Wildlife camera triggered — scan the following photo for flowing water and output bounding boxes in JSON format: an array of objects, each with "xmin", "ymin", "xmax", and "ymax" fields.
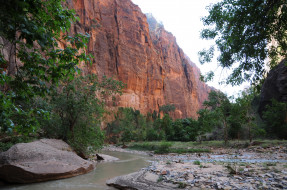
[{"xmin": 0, "ymin": 151, "xmax": 151, "ymax": 190}]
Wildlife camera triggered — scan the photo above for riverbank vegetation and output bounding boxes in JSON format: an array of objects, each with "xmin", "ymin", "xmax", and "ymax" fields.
[
  {"xmin": 105, "ymin": 88, "xmax": 287, "ymax": 148},
  {"xmin": 1, "ymin": 0, "xmax": 287, "ymax": 157},
  {"xmin": 126, "ymin": 139, "xmax": 287, "ymax": 152},
  {"xmin": 127, "ymin": 141, "xmax": 210, "ymax": 154},
  {"xmin": 0, "ymin": 0, "xmax": 125, "ymax": 156}
]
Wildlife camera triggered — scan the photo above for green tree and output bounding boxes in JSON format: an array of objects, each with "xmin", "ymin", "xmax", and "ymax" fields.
[
  {"xmin": 161, "ymin": 114, "xmax": 173, "ymax": 140},
  {"xmin": 145, "ymin": 126, "xmax": 160, "ymax": 141},
  {"xmin": 263, "ymin": 99, "xmax": 287, "ymax": 139},
  {"xmin": 159, "ymin": 104, "xmax": 176, "ymax": 114},
  {"xmin": 200, "ymin": 0, "xmax": 287, "ymax": 86},
  {"xmin": 203, "ymin": 91, "xmax": 231, "ymax": 145},
  {"xmin": 37, "ymin": 75, "xmax": 124, "ymax": 156},
  {"xmin": 118, "ymin": 108, "xmax": 135, "ymax": 145},
  {"xmin": 107, "ymin": 108, "xmax": 150, "ymax": 143},
  {"xmin": 170, "ymin": 119, "xmax": 184, "ymax": 141},
  {"xmin": 0, "ymin": 0, "xmax": 91, "ymax": 134},
  {"xmin": 132, "ymin": 110, "xmax": 148, "ymax": 141},
  {"xmin": 152, "ymin": 117, "xmax": 166, "ymax": 140},
  {"xmin": 110, "ymin": 108, "xmax": 140, "ymax": 145},
  {"xmin": 197, "ymin": 108, "xmax": 217, "ymax": 143},
  {"xmin": 151, "ymin": 110, "xmax": 160, "ymax": 120},
  {"xmin": 228, "ymin": 100, "xmax": 246, "ymax": 140},
  {"xmin": 168, "ymin": 119, "xmax": 198, "ymax": 142},
  {"xmin": 181, "ymin": 118, "xmax": 199, "ymax": 141},
  {"xmin": 233, "ymin": 89, "xmax": 260, "ymax": 142}
]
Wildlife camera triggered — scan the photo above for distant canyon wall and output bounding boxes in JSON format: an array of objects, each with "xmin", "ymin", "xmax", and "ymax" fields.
[{"xmin": 65, "ymin": 0, "xmax": 212, "ymax": 119}]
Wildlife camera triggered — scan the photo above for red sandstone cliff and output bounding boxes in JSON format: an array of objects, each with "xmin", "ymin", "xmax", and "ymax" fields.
[{"xmin": 65, "ymin": 0, "xmax": 212, "ymax": 119}]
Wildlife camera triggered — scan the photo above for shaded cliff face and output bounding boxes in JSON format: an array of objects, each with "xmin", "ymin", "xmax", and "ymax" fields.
[
  {"xmin": 65, "ymin": 0, "xmax": 211, "ymax": 119},
  {"xmin": 259, "ymin": 59, "xmax": 287, "ymax": 116}
]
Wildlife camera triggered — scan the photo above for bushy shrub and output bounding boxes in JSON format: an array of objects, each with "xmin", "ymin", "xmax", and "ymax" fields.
[
  {"xmin": 159, "ymin": 104, "xmax": 175, "ymax": 114},
  {"xmin": 263, "ymin": 99, "xmax": 287, "ymax": 139},
  {"xmin": 67, "ymin": 125, "xmax": 105, "ymax": 155},
  {"xmin": 0, "ymin": 136, "xmax": 34, "ymax": 152},
  {"xmin": 107, "ymin": 110, "xmax": 201, "ymax": 143},
  {"xmin": 146, "ymin": 127, "xmax": 160, "ymax": 141},
  {"xmin": 37, "ymin": 75, "xmax": 124, "ymax": 155},
  {"xmin": 193, "ymin": 160, "xmax": 201, "ymax": 165},
  {"xmin": 154, "ymin": 141, "xmax": 172, "ymax": 154}
]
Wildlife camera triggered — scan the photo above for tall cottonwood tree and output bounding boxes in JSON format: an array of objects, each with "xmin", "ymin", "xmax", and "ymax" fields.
[
  {"xmin": 200, "ymin": 0, "xmax": 287, "ymax": 86},
  {"xmin": 202, "ymin": 91, "xmax": 231, "ymax": 145},
  {"xmin": 197, "ymin": 108, "xmax": 217, "ymax": 143},
  {"xmin": 263, "ymin": 99, "xmax": 287, "ymax": 139}
]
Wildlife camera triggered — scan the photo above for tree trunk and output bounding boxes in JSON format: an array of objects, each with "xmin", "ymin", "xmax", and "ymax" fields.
[
  {"xmin": 223, "ymin": 120, "xmax": 228, "ymax": 145},
  {"xmin": 248, "ymin": 120, "xmax": 252, "ymax": 143}
]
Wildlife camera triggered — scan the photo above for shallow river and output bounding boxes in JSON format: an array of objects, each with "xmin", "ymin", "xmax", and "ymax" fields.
[{"xmin": 0, "ymin": 151, "xmax": 151, "ymax": 190}]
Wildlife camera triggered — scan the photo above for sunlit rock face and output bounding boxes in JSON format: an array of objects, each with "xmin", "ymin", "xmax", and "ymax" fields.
[{"xmin": 65, "ymin": 0, "xmax": 212, "ymax": 119}]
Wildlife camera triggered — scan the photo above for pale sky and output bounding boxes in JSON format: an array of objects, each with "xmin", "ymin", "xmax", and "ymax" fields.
[{"xmin": 131, "ymin": 0, "xmax": 249, "ymax": 97}]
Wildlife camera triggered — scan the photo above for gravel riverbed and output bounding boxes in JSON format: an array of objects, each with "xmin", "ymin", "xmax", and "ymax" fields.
[{"xmin": 104, "ymin": 145, "xmax": 287, "ymax": 189}]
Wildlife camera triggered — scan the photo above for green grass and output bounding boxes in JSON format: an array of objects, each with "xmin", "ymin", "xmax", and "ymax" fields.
[
  {"xmin": 169, "ymin": 148, "xmax": 210, "ymax": 154},
  {"xmin": 128, "ymin": 142, "xmax": 163, "ymax": 151},
  {"xmin": 263, "ymin": 162, "xmax": 277, "ymax": 167},
  {"xmin": 128, "ymin": 141, "xmax": 210, "ymax": 154},
  {"xmin": 127, "ymin": 139, "xmax": 287, "ymax": 153},
  {"xmin": 157, "ymin": 175, "xmax": 163, "ymax": 183},
  {"xmin": 259, "ymin": 139, "xmax": 287, "ymax": 148},
  {"xmin": 193, "ymin": 160, "xmax": 201, "ymax": 165},
  {"xmin": 177, "ymin": 182, "xmax": 187, "ymax": 188}
]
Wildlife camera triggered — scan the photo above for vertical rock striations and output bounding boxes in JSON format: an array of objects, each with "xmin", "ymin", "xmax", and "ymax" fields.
[{"xmin": 65, "ymin": 0, "xmax": 212, "ymax": 119}]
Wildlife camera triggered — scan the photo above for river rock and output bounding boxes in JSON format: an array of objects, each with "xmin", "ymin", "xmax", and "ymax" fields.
[
  {"xmin": 106, "ymin": 170, "xmax": 177, "ymax": 190},
  {"xmin": 224, "ymin": 186, "xmax": 232, "ymax": 190},
  {"xmin": 95, "ymin": 154, "xmax": 119, "ymax": 162},
  {"xmin": 0, "ymin": 139, "xmax": 94, "ymax": 183}
]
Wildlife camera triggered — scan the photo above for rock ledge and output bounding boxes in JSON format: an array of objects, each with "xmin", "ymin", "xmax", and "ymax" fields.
[{"xmin": 106, "ymin": 170, "xmax": 177, "ymax": 190}]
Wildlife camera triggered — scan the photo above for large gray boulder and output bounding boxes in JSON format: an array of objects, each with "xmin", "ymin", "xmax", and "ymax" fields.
[
  {"xmin": 259, "ymin": 59, "xmax": 287, "ymax": 116},
  {"xmin": 0, "ymin": 139, "xmax": 94, "ymax": 183}
]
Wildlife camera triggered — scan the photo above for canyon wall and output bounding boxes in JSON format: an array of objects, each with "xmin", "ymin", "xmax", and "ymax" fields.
[
  {"xmin": 259, "ymin": 59, "xmax": 287, "ymax": 116},
  {"xmin": 65, "ymin": 0, "xmax": 212, "ymax": 119}
]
